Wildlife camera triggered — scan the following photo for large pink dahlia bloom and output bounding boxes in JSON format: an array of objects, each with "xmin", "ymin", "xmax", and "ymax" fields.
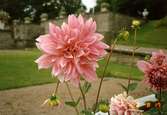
[
  {"xmin": 137, "ymin": 50, "xmax": 167, "ymax": 91},
  {"xmin": 35, "ymin": 15, "xmax": 108, "ymax": 86}
]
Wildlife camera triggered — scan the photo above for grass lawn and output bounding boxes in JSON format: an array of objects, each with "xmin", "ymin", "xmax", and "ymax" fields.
[
  {"xmin": 0, "ymin": 50, "xmax": 143, "ymax": 90},
  {"xmin": 119, "ymin": 20, "xmax": 167, "ymax": 49}
]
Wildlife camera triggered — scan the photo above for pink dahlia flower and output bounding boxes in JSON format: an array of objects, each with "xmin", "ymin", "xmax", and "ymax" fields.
[
  {"xmin": 110, "ymin": 92, "xmax": 141, "ymax": 115},
  {"xmin": 137, "ymin": 50, "xmax": 167, "ymax": 91},
  {"xmin": 35, "ymin": 15, "xmax": 108, "ymax": 86}
]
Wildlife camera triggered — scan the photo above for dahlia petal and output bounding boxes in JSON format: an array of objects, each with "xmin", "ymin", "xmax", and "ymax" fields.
[
  {"xmin": 137, "ymin": 61, "xmax": 152, "ymax": 73},
  {"xmin": 39, "ymin": 42, "xmax": 59, "ymax": 55},
  {"xmin": 58, "ymin": 57, "xmax": 66, "ymax": 68},
  {"xmin": 49, "ymin": 23, "xmax": 61, "ymax": 36},
  {"xmin": 36, "ymin": 35, "xmax": 61, "ymax": 55},
  {"xmin": 36, "ymin": 43, "xmax": 41, "ymax": 50},
  {"xmin": 57, "ymin": 74, "xmax": 65, "ymax": 83},
  {"xmin": 85, "ymin": 18, "xmax": 96, "ymax": 33},
  {"xmin": 68, "ymin": 15, "xmax": 79, "ymax": 28},
  {"xmin": 36, "ymin": 34, "xmax": 50, "ymax": 42},
  {"xmin": 96, "ymin": 42, "xmax": 109, "ymax": 49},
  {"xmin": 61, "ymin": 22, "xmax": 70, "ymax": 35},
  {"xmin": 52, "ymin": 64, "xmax": 61, "ymax": 76},
  {"xmin": 35, "ymin": 55, "xmax": 55, "ymax": 69},
  {"xmin": 80, "ymin": 64, "xmax": 97, "ymax": 82},
  {"xmin": 93, "ymin": 33, "xmax": 104, "ymax": 40},
  {"xmin": 78, "ymin": 15, "xmax": 84, "ymax": 26}
]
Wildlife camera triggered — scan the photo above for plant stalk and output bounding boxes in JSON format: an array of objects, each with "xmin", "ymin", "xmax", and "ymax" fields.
[
  {"xmin": 54, "ymin": 81, "xmax": 60, "ymax": 95},
  {"xmin": 127, "ymin": 28, "xmax": 137, "ymax": 95},
  {"xmin": 93, "ymin": 38, "xmax": 118, "ymax": 112},
  {"xmin": 79, "ymin": 83, "xmax": 87, "ymax": 111},
  {"xmin": 66, "ymin": 82, "xmax": 80, "ymax": 115}
]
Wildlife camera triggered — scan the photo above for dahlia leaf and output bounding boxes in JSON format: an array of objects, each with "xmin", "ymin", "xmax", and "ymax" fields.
[
  {"xmin": 128, "ymin": 82, "xmax": 138, "ymax": 91},
  {"xmin": 118, "ymin": 83, "xmax": 128, "ymax": 92},
  {"xmin": 65, "ymin": 101, "xmax": 77, "ymax": 107},
  {"xmin": 82, "ymin": 82, "xmax": 92, "ymax": 94}
]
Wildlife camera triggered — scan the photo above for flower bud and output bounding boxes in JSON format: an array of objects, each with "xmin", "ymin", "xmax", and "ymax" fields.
[
  {"xmin": 98, "ymin": 103, "xmax": 109, "ymax": 113},
  {"xmin": 118, "ymin": 30, "xmax": 129, "ymax": 41},
  {"xmin": 42, "ymin": 94, "xmax": 61, "ymax": 107},
  {"xmin": 132, "ymin": 20, "xmax": 141, "ymax": 29}
]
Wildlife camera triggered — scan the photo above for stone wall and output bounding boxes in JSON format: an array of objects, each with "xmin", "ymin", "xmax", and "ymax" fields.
[
  {"xmin": 0, "ymin": 12, "xmax": 134, "ymax": 49},
  {"xmin": 0, "ymin": 30, "xmax": 14, "ymax": 49},
  {"xmin": 42, "ymin": 12, "xmax": 133, "ymax": 44},
  {"xmin": 13, "ymin": 24, "xmax": 44, "ymax": 48}
]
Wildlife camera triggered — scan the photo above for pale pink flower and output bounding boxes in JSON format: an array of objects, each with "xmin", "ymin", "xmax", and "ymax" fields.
[
  {"xmin": 110, "ymin": 92, "xmax": 141, "ymax": 115},
  {"xmin": 35, "ymin": 14, "xmax": 108, "ymax": 86},
  {"xmin": 137, "ymin": 50, "xmax": 167, "ymax": 91},
  {"xmin": 150, "ymin": 50, "xmax": 167, "ymax": 66}
]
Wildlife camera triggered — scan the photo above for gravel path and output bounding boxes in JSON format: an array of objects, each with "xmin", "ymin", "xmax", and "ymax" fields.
[{"xmin": 0, "ymin": 78, "xmax": 150, "ymax": 115}]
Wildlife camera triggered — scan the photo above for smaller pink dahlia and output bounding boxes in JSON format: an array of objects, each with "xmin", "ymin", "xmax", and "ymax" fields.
[
  {"xmin": 35, "ymin": 14, "xmax": 108, "ymax": 86},
  {"xmin": 110, "ymin": 92, "xmax": 141, "ymax": 115},
  {"xmin": 137, "ymin": 50, "xmax": 167, "ymax": 91}
]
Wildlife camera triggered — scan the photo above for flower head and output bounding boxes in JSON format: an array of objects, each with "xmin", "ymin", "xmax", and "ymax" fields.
[
  {"xmin": 35, "ymin": 14, "xmax": 108, "ymax": 86},
  {"xmin": 131, "ymin": 20, "xmax": 141, "ymax": 29},
  {"xmin": 137, "ymin": 50, "xmax": 167, "ymax": 91},
  {"xmin": 118, "ymin": 30, "xmax": 129, "ymax": 41},
  {"xmin": 42, "ymin": 94, "xmax": 61, "ymax": 107},
  {"xmin": 110, "ymin": 92, "xmax": 141, "ymax": 115}
]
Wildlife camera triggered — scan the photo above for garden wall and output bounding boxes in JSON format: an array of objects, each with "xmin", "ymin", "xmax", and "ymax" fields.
[
  {"xmin": 0, "ymin": 12, "xmax": 133, "ymax": 49},
  {"xmin": 42, "ymin": 12, "xmax": 133, "ymax": 44},
  {"xmin": 13, "ymin": 24, "xmax": 44, "ymax": 48},
  {"xmin": 0, "ymin": 30, "xmax": 14, "ymax": 49}
]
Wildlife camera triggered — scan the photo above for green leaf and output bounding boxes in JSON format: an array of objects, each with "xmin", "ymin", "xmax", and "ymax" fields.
[
  {"xmin": 76, "ymin": 97, "xmax": 81, "ymax": 105},
  {"xmin": 82, "ymin": 82, "xmax": 92, "ymax": 94},
  {"xmin": 118, "ymin": 83, "xmax": 128, "ymax": 92},
  {"xmin": 128, "ymin": 82, "xmax": 138, "ymax": 91},
  {"xmin": 65, "ymin": 101, "xmax": 77, "ymax": 107}
]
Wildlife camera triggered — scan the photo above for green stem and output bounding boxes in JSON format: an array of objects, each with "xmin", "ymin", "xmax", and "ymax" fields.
[
  {"xmin": 127, "ymin": 28, "xmax": 137, "ymax": 95},
  {"xmin": 54, "ymin": 81, "xmax": 60, "ymax": 95},
  {"xmin": 66, "ymin": 82, "xmax": 80, "ymax": 115},
  {"xmin": 79, "ymin": 83, "xmax": 87, "ymax": 110},
  {"xmin": 93, "ymin": 38, "xmax": 118, "ymax": 112}
]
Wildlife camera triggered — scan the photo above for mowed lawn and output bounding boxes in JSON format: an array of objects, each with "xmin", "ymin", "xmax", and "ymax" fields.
[
  {"xmin": 0, "ymin": 50, "xmax": 143, "ymax": 90},
  {"xmin": 119, "ymin": 20, "xmax": 167, "ymax": 49}
]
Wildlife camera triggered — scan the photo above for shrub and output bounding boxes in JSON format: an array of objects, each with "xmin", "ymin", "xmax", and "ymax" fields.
[{"xmin": 155, "ymin": 16, "xmax": 167, "ymax": 28}]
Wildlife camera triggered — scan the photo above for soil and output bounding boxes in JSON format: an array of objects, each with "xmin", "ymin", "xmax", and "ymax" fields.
[{"xmin": 0, "ymin": 78, "xmax": 150, "ymax": 115}]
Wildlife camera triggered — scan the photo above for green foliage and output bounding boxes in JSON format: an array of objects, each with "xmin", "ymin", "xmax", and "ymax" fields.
[
  {"xmin": 118, "ymin": 82, "xmax": 138, "ymax": 92},
  {"xmin": 97, "ymin": 99, "xmax": 110, "ymax": 113},
  {"xmin": 65, "ymin": 97, "xmax": 81, "ymax": 107},
  {"xmin": 0, "ymin": 0, "xmax": 81, "ymax": 22},
  {"xmin": 65, "ymin": 101, "xmax": 78, "ymax": 107},
  {"xmin": 81, "ymin": 82, "xmax": 92, "ymax": 94},
  {"xmin": 155, "ymin": 16, "xmax": 167, "ymax": 28},
  {"xmin": 118, "ymin": 83, "xmax": 128, "ymax": 92},
  {"xmin": 117, "ymin": 30, "xmax": 129, "ymax": 41},
  {"xmin": 128, "ymin": 82, "xmax": 138, "ymax": 91}
]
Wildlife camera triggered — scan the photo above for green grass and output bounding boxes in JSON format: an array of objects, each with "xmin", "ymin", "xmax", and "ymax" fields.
[
  {"xmin": 119, "ymin": 20, "xmax": 167, "ymax": 49},
  {"xmin": 0, "ymin": 50, "xmax": 55, "ymax": 90},
  {"xmin": 0, "ymin": 50, "xmax": 143, "ymax": 90},
  {"xmin": 97, "ymin": 60, "xmax": 143, "ymax": 80}
]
